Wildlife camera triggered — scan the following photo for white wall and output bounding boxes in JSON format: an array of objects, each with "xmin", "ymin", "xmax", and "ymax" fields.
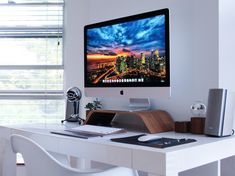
[
  {"xmin": 64, "ymin": 0, "xmax": 88, "ymax": 89},
  {"xmin": 64, "ymin": 0, "xmax": 92, "ymax": 118},
  {"xmin": 84, "ymin": 0, "xmax": 219, "ymax": 121},
  {"xmin": 219, "ymin": 0, "xmax": 235, "ymax": 91}
]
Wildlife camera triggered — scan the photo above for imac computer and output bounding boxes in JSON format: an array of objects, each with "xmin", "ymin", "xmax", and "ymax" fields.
[{"xmin": 84, "ymin": 9, "xmax": 170, "ymax": 110}]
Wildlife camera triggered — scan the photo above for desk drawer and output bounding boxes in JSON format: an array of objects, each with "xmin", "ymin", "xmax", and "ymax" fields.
[{"xmin": 59, "ymin": 138, "xmax": 132, "ymax": 168}]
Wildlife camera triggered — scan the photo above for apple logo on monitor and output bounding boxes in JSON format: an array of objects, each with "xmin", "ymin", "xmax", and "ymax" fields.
[{"xmin": 120, "ymin": 90, "xmax": 124, "ymax": 95}]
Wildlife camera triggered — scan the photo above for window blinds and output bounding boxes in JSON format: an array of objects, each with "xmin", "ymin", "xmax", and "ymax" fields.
[{"xmin": 0, "ymin": 0, "xmax": 64, "ymax": 99}]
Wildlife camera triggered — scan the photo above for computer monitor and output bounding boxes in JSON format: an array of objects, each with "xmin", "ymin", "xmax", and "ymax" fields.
[{"xmin": 84, "ymin": 9, "xmax": 170, "ymax": 102}]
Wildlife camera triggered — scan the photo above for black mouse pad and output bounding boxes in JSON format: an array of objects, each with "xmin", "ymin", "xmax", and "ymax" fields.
[{"xmin": 111, "ymin": 134, "xmax": 196, "ymax": 148}]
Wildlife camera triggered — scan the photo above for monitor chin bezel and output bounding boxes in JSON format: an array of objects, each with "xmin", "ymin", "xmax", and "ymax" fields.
[{"xmin": 84, "ymin": 87, "xmax": 171, "ymax": 99}]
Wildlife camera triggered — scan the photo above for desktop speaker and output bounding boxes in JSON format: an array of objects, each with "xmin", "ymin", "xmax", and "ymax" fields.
[{"xmin": 204, "ymin": 89, "xmax": 235, "ymax": 137}]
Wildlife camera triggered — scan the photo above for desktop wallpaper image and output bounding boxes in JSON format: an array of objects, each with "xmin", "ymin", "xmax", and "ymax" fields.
[{"xmin": 86, "ymin": 15, "xmax": 167, "ymax": 86}]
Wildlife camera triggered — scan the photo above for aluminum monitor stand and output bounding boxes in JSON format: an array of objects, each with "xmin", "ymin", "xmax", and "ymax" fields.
[{"xmin": 128, "ymin": 98, "xmax": 151, "ymax": 111}]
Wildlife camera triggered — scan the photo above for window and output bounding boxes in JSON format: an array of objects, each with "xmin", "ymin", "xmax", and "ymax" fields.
[{"xmin": 0, "ymin": 0, "xmax": 64, "ymax": 124}]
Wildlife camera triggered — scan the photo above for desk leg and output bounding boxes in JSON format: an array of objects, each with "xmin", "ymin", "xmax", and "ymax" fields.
[
  {"xmin": 221, "ymin": 155, "xmax": 235, "ymax": 176},
  {"xmin": 216, "ymin": 160, "xmax": 221, "ymax": 176}
]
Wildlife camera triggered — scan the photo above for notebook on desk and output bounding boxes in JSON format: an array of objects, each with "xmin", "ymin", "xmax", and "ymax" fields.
[
  {"xmin": 51, "ymin": 125, "xmax": 125, "ymax": 139},
  {"xmin": 50, "ymin": 130, "xmax": 99, "ymax": 139}
]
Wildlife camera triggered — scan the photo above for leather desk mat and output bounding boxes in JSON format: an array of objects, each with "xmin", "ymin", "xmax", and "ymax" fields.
[{"xmin": 111, "ymin": 134, "xmax": 196, "ymax": 148}]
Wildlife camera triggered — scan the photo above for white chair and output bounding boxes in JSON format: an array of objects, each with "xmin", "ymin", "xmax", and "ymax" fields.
[
  {"xmin": 0, "ymin": 137, "xmax": 16, "ymax": 176},
  {"xmin": 10, "ymin": 134, "xmax": 138, "ymax": 176}
]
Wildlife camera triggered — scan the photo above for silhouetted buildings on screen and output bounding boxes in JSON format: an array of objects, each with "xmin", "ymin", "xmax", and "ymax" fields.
[
  {"xmin": 115, "ymin": 49, "xmax": 166, "ymax": 74},
  {"xmin": 87, "ymin": 49, "xmax": 167, "ymax": 84}
]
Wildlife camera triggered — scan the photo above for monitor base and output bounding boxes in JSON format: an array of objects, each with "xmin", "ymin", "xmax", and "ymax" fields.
[{"xmin": 128, "ymin": 98, "xmax": 151, "ymax": 112}]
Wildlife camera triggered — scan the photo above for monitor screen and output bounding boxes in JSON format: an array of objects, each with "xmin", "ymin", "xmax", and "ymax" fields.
[{"xmin": 84, "ymin": 9, "xmax": 170, "ymax": 98}]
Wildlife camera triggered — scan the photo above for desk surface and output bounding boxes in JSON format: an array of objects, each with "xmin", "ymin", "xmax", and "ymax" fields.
[{"xmin": 1, "ymin": 123, "xmax": 235, "ymax": 176}]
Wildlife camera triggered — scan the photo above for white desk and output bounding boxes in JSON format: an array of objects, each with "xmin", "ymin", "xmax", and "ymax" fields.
[{"xmin": 1, "ymin": 123, "xmax": 235, "ymax": 176}]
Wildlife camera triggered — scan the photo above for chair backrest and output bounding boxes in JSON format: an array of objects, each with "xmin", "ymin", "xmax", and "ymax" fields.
[
  {"xmin": 10, "ymin": 134, "xmax": 97, "ymax": 176},
  {"xmin": 0, "ymin": 137, "xmax": 16, "ymax": 176},
  {"xmin": 0, "ymin": 138, "xmax": 6, "ymax": 176},
  {"xmin": 10, "ymin": 134, "xmax": 138, "ymax": 176}
]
